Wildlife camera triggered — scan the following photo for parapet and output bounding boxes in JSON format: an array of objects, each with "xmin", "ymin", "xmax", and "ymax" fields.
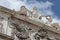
[{"xmin": 0, "ymin": 6, "xmax": 60, "ymax": 35}]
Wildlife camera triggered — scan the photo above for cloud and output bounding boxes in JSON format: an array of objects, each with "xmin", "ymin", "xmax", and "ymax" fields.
[
  {"xmin": 52, "ymin": 17, "xmax": 60, "ymax": 25},
  {"xmin": 25, "ymin": 0, "xmax": 54, "ymax": 16},
  {"xmin": 0, "ymin": 0, "xmax": 10, "ymax": 7},
  {"xmin": 0, "ymin": 0, "xmax": 60, "ymax": 24}
]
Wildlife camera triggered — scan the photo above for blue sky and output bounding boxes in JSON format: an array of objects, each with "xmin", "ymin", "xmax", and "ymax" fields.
[
  {"xmin": 0, "ymin": 0, "xmax": 60, "ymax": 24},
  {"xmin": 37, "ymin": 0, "xmax": 60, "ymax": 18},
  {"xmin": 50, "ymin": 0, "xmax": 60, "ymax": 19}
]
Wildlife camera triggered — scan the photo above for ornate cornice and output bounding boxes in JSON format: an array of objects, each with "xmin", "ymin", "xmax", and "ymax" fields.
[{"xmin": 0, "ymin": 6, "xmax": 60, "ymax": 35}]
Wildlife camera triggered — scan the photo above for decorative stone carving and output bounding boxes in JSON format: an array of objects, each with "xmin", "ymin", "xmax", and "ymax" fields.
[
  {"xmin": 18, "ymin": 6, "xmax": 27, "ymax": 16},
  {"xmin": 15, "ymin": 32, "xmax": 29, "ymax": 40},
  {"xmin": 54, "ymin": 38, "xmax": 59, "ymax": 40},
  {"xmin": 46, "ymin": 15, "xmax": 52, "ymax": 24},
  {"xmin": 29, "ymin": 28, "xmax": 48, "ymax": 40},
  {"xmin": 12, "ymin": 23, "xmax": 29, "ymax": 40},
  {"xmin": 51, "ymin": 23, "xmax": 59, "ymax": 29},
  {"xmin": 27, "ymin": 10, "xmax": 33, "ymax": 17},
  {"xmin": 47, "ymin": 37, "xmax": 59, "ymax": 40},
  {"xmin": 38, "ymin": 28, "xmax": 47, "ymax": 38},
  {"xmin": 34, "ymin": 32, "xmax": 40, "ymax": 40},
  {"xmin": 31, "ymin": 7, "xmax": 38, "ymax": 18},
  {"xmin": 39, "ymin": 16, "xmax": 42, "ymax": 20}
]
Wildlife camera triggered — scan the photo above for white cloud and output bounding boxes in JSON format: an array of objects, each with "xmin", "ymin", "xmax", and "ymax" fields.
[
  {"xmin": 52, "ymin": 17, "xmax": 60, "ymax": 25},
  {"xmin": 7, "ymin": 0, "xmax": 25, "ymax": 10},
  {"xmin": 0, "ymin": 0, "xmax": 10, "ymax": 7},
  {"xmin": 0, "ymin": 0, "xmax": 60, "ymax": 24}
]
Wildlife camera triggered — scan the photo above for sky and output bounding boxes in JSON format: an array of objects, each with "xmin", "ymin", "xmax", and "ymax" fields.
[{"xmin": 0, "ymin": 0, "xmax": 60, "ymax": 24}]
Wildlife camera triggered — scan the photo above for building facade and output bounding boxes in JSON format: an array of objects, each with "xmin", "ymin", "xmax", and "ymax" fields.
[{"xmin": 0, "ymin": 6, "xmax": 60, "ymax": 40}]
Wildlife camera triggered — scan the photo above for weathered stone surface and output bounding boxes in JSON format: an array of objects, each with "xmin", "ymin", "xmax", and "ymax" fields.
[
  {"xmin": 18, "ymin": 6, "xmax": 27, "ymax": 16},
  {"xmin": 0, "ymin": 6, "xmax": 60, "ymax": 40}
]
